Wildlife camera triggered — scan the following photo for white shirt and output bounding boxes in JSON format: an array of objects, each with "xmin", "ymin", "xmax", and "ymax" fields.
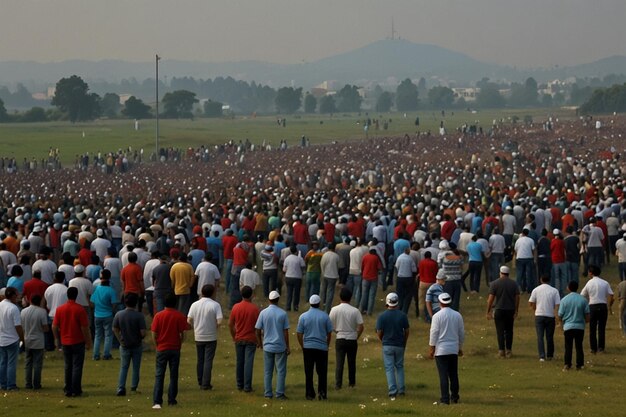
[
  {"xmin": 581, "ymin": 276, "xmax": 614, "ymax": 305},
  {"xmin": 429, "ymin": 306, "xmax": 465, "ymax": 356},
  {"xmin": 143, "ymin": 258, "xmax": 161, "ymax": 291},
  {"xmin": 489, "ymin": 234, "xmax": 506, "ymax": 254},
  {"xmin": 240, "ymin": 268, "xmax": 261, "ymax": 290},
  {"xmin": 615, "ymin": 238, "xmax": 626, "ymax": 263},
  {"xmin": 329, "ymin": 302, "xmax": 363, "ymax": 340},
  {"xmin": 514, "ymin": 236, "xmax": 535, "ymax": 259},
  {"xmin": 44, "ymin": 283, "xmax": 68, "ymax": 318},
  {"xmin": 195, "ymin": 261, "xmax": 221, "ymax": 295},
  {"xmin": 58, "ymin": 264, "xmax": 75, "ymax": 284},
  {"xmin": 0, "ymin": 299, "xmax": 21, "ymax": 346},
  {"xmin": 32, "ymin": 259, "xmax": 58, "ymax": 285},
  {"xmin": 348, "ymin": 246, "xmax": 368, "ymax": 275},
  {"xmin": 320, "ymin": 251, "xmax": 340, "ymax": 279},
  {"xmin": 69, "ymin": 277, "xmax": 93, "ymax": 307},
  {"xmin": 91, "ymin": 237, "xmax": 112, "ymax": 261},
  {"xmin": 187, "ymin": 297, "xmax": 223, "ymax": 342},
  {"xmin": 529, "ymin": 284, "xmax": 560, "ymax": 317},
  {"xmin": 283, "ymin": 254, "xmax": 305, "ymax": 278}
]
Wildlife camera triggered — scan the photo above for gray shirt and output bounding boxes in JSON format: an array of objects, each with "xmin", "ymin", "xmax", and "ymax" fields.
[{"xmin": 21, "ymin": 305, "xmax": 48, "ymax": 350}]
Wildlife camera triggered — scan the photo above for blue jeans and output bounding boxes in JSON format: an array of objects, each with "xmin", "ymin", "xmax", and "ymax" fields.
[
  {"xmin": 321, "ymin": 277, "xmax": 337, "ymax": 313},
  {"xmin": 153, "ymin": 350, "xmax": 180, "ymax": 405},
  {"xmin": 235, "ymin": 342, "xmax": 256, "ymax": 391},
  {"xmin": 224, "ymin": 259, "xmax": 233, "ymax": 293},
  {"xmin": 516, "ymin": 258, "xmax": 535, "ymax": 292},
  {"xmin": 118, "ymin": 345, "xmax": 143, "ymax": 391},
  {"xmin": 196, "ymin": 341, "xmax": 217, "ymax": 389},
  {"xmin": 535, "ymin": 316, "xmax": 555, "ymax": 359},
  {"xmin": 347, "ymin": 274, "xmax": 362, "ymax": 306},
  {"xmin": 263, "ymin": 350, "xmax": 287, "ymax": 398},
  {"xmin": 382, "ymin": 345, "xmax": 405, "ymax": 396},
  {"xmin": 305, "ymin": 271, "xmax": 320, "ymax": 300},
  {"xmin": 565, "ymin": 262, "xmax": 579, "ymax": 284},
  {"xmin": 154, "ymin": 290, "xmax": 170, "ymax": 313},
  {"xmin": 24, "ymin": 348, "xmax": 44, "ymax": 389},
  {"xmin": 360, "ymin": 279, "xmax": 377, "ymax": 315},
  {"xmin": 619, "ymin": 262, "xmax": 626, "ymax": 281},
  {"xmin": 0, "ymin": 341, "xmax": 19, "ymax": 390},
  {"xmin": 551, "ymin": 263, "xmax": 568, "ymax": 296},
  {"xmin": 94, "ymin": 316, "xmax": 113, "ymax": 359}
]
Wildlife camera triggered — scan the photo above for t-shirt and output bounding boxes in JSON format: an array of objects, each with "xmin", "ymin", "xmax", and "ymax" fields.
[
  {"xmin": 90, "ymin": 285, "xmax": 118, "ymax": 318},
  {"xmin": 229, "ymin": 299, "xmax": 260, "ymax": 343},
  {"xmin": 152, "ymin": 262, "xmax": 172, "ymax": 293},
  {"xmin": 151, "ymin": 307, "xmax": 189, "ymax": 351},
  {"xmin": 121, "ymin": 263, "xmax": 144, "ymax": 295},
  {"xmin": 53, "ymin": 300, "xmax": 88, "ymax": 345},
  {"xmin": 22, "ymin": 279, "xmax": 49, "ymax": 304},
  {"xmin": 489, "ymin": 278, "xmax": 520, "ymax": 311},
  {"xmin": 170, "ymin": 262, "xmax": 195, "ymax": 295},
  {"xmin": 618, "ymin": 280, "xmax": 626, "ymax": 301},
  {"xmin": 21, "ymin": 305, "xmax": 48, "ymax": 349},
  {"xmin": 44, "ymin": 283, "xmax": 68, "ymax": 318},
  {"xmin": 255, "ymin": 304, "xmax": 289, "ymax": 353},
  {"xmin": 514, "ymin": 236, "xmax": 535, "ymax": 259},
  {"xmin": 429, "ymin": 307, "xmax": 464, "ymax": 356},
  {"xmin": 329, "ymin": 302, "xmax": 363, "ymax": 340},
  {"xmin": 240, "ymin": 268, "xmax": 261, "ymax": 290},
  {"xmin": 113, "ymin": 308, "xmax": 146, "ymax": 349},
  {"xmin": 581, "ymin": 277, "xmax": 614, "ymax": 305},
  {"xmin": 466, "ymin": 241, "xmax": 484, "ymax": 262},
  {"xmin": 0, "ymin": 299, "xmax": 21, "ymax": 346},
  {"xmin": 296, "ymin": 307, "xmax": 333, "ymax": 350},
  {"xmin": 68, "ymin": 277, "xmax": 93, "ymax": 307},
  {"xmin": 425, "ymin": 283, "xmax": 445, "ymax": 313},
  {"xmin": 558, "ymin": 292, "xmax": 590, "ymax": 331},
  {"xmin": 395, "ymin": 253, "xmax": 417, "ymax": 278},
  {"xmin": 375, "ymin": 308, "xmax": 409, "ymax": 347},
  {"xmin": 283, "ymin": 254, "xmax": 305, "ymax": 278},
  {"xmin": 195, "ymin": 261, "xmax": 221, "ymax": 295},
  {"xmin": 361, "ymin": 253, "xmax": 382, "ymax": 281},
  {"xmin": 418, "ymin": 258, "xmax": 438, "ymax": 284},
  {"xmin": 32, "ymin": 259, "xmax": 57, "ymax": 285},
  {"xmin": 529, "ymin": 284, "xmax": 560, "ymax": 317},
  {"xmin": 188, "ymin": 297, "xmax": 223, "ymax": 342},
  {"xmin": 564, "ymin": 235, "xmax": 580, "ymax": 263},
  {"xmin": 616, "ymin": 239, "xmax": 626, "ymax": 263},
  {"xmin": 550, "ymin": 238, "xmax": 566, "ymax": 264}
]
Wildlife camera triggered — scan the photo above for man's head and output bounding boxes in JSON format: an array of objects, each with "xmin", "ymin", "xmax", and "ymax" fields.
[
  {"xmin": 385, "ymin": 292, "xmax": 399, "ymax": 309},
  {"xmin": 540, "ymin": 275, "xmax": 550, "ymax": 284},
  {"xmin": 164, "ymin": 293, "xmax": 177, "ymax": 308},
  {"xmin": 201, "ymin": 284, "xmax": 215, "ymax": 298},
  {"xmin": 100, "ymin": 268, "xmax": 111, "ymax": 285},
  {"xmin": 588, "ymin": 264, "xmax": 601, "ymax": 277},
  {"xmin": 499, "ymin": 265, "xmax": 510, "ymax": 278},
  {"xmin": 339, "ymin": 287, "xmax": 352, "ymax": 303},
  {"xmin": 241, "ymin": 285, "xmax": 253, "ymax": 300},
  {"xmin": 54, "ymin": 271, "xmax": 65, "ymax": 284},
  {"xmin": 67, "ymin": 286, "xmax": 79, "ymax": 301},
  {"xmin": 4, "ymin": 287, "xmax": 18, "ymax": 303},
  {"xmin": 309, "ymin": 294, "xmax": 321, "ymax": 308},
  {"xmin": 567, "ymin": 280, "xmax": 579, "ymax": 293},
  {"xmin": 269, "ymin": 290, "xmax": 280, "ymax": 304},
  {"xmin": 438, "ymin": 292, "xmax": 452, "ymax": 308},
  {"xmin": 128, "ymin": 252, "xmax": 138, "ymax": 263},
  {"xmin": 124, "ymin": 292, "xmax": 139, "ymax": 309}
]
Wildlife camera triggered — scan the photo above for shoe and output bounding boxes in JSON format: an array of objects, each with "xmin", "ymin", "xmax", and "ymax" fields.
[
  {"xmin": 318, "ymin": 393, "xmax": 327, "ymax": 400},
  {"xmin": 539, "ymin": 358, "xmax": 545, "ymax": 362},
  {"xmin": 168, "ymin": 400, "xmax": 178, "ymax": 406},
  {"xmin": 25, "ymin": 384, "xmax": 33, "ymax": 390},
  {"xmin": 451, "ymin": 397, "xmax": 460, "ymax": 404},
  {"xmin": 562, "ymin": 365, "xmax": 571, "ymax": 372},
  {"xmin": 306, "ymin": 395, "xmax": 315, "ymax": 400},
  {"xmin": 152, "ymin": 404, "xmax": 162, "ymax": 409},
  {"xmin": 243, "ymin": 388, "xmax": 253, "ymax": 393},
  {"xmin": 200, "ymin": 385, "xmax": 213, "ymax": 390},
  {"xmin": 276, "ymin": 395, "xmax": 288, "ymax": 401},
  {"xmin": 103, "ymin": 355, "xmax": 113, "ymax": 360},
  {"xmin": 497, "ymin": 350, "xmax": 505, "ymax": 358},
  {"xmin": 93, "ymin": 356, "xmax": 100, "ymax": 361},
  {"xmin": 505, "ymin": 351, "xmax": 512, "ymax": 358},
  {"xmin": 116, "ymin": 388, "xmax": 126, "ymax": 396},
  {"xmin": 576, "ymin": 366, "xmax": 585, "ymax": 371}
]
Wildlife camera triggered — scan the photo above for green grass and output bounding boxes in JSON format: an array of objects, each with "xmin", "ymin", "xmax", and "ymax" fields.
[
  {"xmin": 0, "ymin": 108, "xmax": 574, "ymax": 164},
  {"xmin": 2, "ymin": 268, "xmax": 625, "ymax": 416}
]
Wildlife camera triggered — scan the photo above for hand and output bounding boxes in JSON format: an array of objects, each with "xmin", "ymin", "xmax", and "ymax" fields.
[
  {"xmin": 486, "ymin": 312, "xmax": 492, "ymax": 320},
  {"xmin": 285, "ymin": 347, "xmax": 291, "ymax": 356},
  {"xmin": 429, "ymin": 352, "xmax": 434, "ymax": 359},
  {"xmin": 458, "ymin": 349, "xmax": 464, "ymax": 357},
  {"xmin": 514, "ymin": 312, "xmax": 518, "ymax": 319}
]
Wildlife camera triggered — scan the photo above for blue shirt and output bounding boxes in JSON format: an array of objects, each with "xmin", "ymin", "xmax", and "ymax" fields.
[
  {"xmin": 558, "ymin": 292, "xmax": 590, "ymax": 331},
  {"xmin": 471, "ymin": 216, "xmax": 483, "ymax": 234},
  {"xmin": 425, "ymin": 283, "xmax": 445, "ymax": 313},
  {"xmin": 86, "ymin": 265, "xmax": 102, "ymax": 282},
  {"xmin": 296, "ymin": 307, "xmax": 333, "ymax": 350},
  {"xmin": 188, "ymin": 249, "xmax": 205, "ymax": 270},
  {"xmin": 6, "ymin": 277, "xmax": 24, "ymax": 294},
  {"xmin": 206, "ymin": 237, "xmax": 222, "ymax": 260},
  {"xmin": 90, "ymin": 285, "xmax": 118, "ymax": 318},
  {"xmin": 466, "ymin": 241, "xmax": 483, "ymax": 262},
  {"xmin": 255, "ymin": 304, "xmax": 289, "ymax": 353},
  {"xmin": 393, "ymin": 239, "xmax": 411, "ymax": 261},
  {"xmin": 395, "ymin": 253, "xmax": 416, "ymax": 278},
  {"xmin": 376, "ymin": 309, "xmax": 409, "ymax": 347}
]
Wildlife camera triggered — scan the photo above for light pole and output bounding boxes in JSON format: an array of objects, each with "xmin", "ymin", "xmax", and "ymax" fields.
[{"xmin": 155, "ymin": 54, "xmax": 161, "ymax": 161}]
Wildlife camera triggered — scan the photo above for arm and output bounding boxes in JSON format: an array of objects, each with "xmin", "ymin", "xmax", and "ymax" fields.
[
  {"xmin": 529, "ymin": 301, "xmax": 537, "ymax": 311},
  {"xmin": 326, "ymin": 331, "xmax": 332, "ymax": 347},
  {"xmin": 52, "ymin": 324, "xmax": 60, "ymax": 347},
  {"xmin": 403, "ymin": 328, "xmax": 410, "ymax": 347},
  {"xmin": 15, "ymin": 325, "xmax": 24, "ymax": 343},
  {"xmin": 376, "ymin": 329, "xmax": 383, "ymax": 341},
  {"xmin": 297, "ymin": 332, "xmax": 304, "ymax": 349},
  {"xmin": 229, "ymin": 319, "xmax": 236, "ymax": 341},
  {"xmin": 356, "ymin": 323, "xmax": 364, "ymax": 340},
  {"xmin": 514, "ymin": 293, "xmax": 520, "ymax": 318},
  {"xmin": 82, "ymin": 325, "xmax": 91, "ymax": 349},
  {"xmin": 429, "ymin": 345, "xmax": 436, "ymax": 359},
  {"xmin": 283, "ymin": 329, "xmax": 290, "ymax": 354},
  {"xmin": 113, "ymin": 326, "xmax": 122, "ymax": 343},
  {"xmin": 426, "ymin": 301, "xmax": 434, "ymax": 318},
  {"xmin": 486, "ymin": 294, "xmax": 495, "ymax": 319},
  {"xmin": 255, "ymin": 329, "xmax": 263, "ymax": 349}
]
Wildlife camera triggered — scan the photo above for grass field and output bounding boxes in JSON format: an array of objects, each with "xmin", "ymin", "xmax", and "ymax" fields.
[
  {"xmin": 1, "ymin": 268, "xmax": 624, "ymax": 417},
  {"xmin": 0, "ymin": 108, "xmax": 575, "ymax": 165}
]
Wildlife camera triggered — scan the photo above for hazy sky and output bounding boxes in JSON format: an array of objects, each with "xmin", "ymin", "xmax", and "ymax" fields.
[{"xmin": 2, "ymin": 0, "xmax": 625, "ymax": 68}]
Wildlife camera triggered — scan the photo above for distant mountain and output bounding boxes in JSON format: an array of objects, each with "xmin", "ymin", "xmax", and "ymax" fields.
[{"xmin": 1, "ymin": 39, "xmax": 625, "ymax": 91}]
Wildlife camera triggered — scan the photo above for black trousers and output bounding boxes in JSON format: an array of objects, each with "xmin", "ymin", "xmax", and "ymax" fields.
[
  {"xmin": 564, "ymin": 329, "xmax": 585, "ymax": 368},
  {"xmin": 62, "ymin": 343, "xmax": 85, "ymax": 396},
  {"xmin": 494, "ymin": 309, "xmax": 515, "ymax": 351},
  {"xmin": 303, "ymin": 348, "xmax": 328, "ymax": 399},
  {"xmin": 435, "ymin": 354, "xmax": 459, "ymax": 404},
  {"xmin": 335, "ymin": 339, "xmax": 358, "ymax": 388},
  {"xmin": 589, "ymin": 304, "xmax": 608, "ymax": 352}
]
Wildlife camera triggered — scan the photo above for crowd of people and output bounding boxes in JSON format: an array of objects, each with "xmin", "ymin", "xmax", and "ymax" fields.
[{"xmin": 0, "ymin": 114, "xmax": 625, "ymax": 407}]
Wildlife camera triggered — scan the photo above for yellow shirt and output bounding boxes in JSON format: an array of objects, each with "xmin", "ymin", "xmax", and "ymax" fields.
[{"xmin": 170, "ymin": 262, "xmax": 195, "ymax": 295}]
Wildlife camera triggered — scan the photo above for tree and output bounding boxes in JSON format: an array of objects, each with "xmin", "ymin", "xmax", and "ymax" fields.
[
  {"xmin": 161, "ymin": 90, "xmax": 198, "ymax": 119},
  {"xmin": 0, "ymin": 98, "xmax": 7, "ymax": 122},
  {"xmin": 304, "ymin": 93, "xmax": 317, "ymax": 113},
  {"xmin": 427, "ymin": 86, "xmax": 455, "ymax": 108},
  {"xmin": 21, "ymin": 107, "xmax": 47, "ymax": 122},
  {"xmin": 375, "ymin": 92, "xmax": 393, "ymax": 112},
  {"xmin": 122, "ymin": 96, "xmax": 152, "ymax": 119},
  {"xmin": 100, "ymin": 93, "xmax": 121, "ymax": 118},
  {"xmin": 580, "ymin": 83, "xmax": 626, "ymax": 114},
  {"xmin": 319, "ymin": 95, "xmax": 336, "ymax": 114},
  {"xmin": 51, "ymin": 75, "xmax": 100, "ymax": 122},
  {"xmin": 203, "ymin": 100, "xmax": 223, "ymax": 118},
  {"xmin": 274, "ymin": 87, "xmax": 302, "ymax": 114},
  {"xmin": 336, "ymin": 84, "xmax": 362, "ymax": 113},
  {"xmin": 476, "ymin": 84, "xmax": 506, "ymax": 108},
  {"xmin": 395, "ymin": 78, "xmax": 419, "ymax": 111},
  {"xmin": 509, "ymin": 77, "xmax": 538, "ymax": 107}
]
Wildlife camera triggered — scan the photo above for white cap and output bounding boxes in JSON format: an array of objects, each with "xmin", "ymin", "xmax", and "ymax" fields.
[
  {"xmin": 269, "ymin": 290, "xmax": 280, "ymax": 301},
  {"xmin": 500, "ymin": 265, "xmax": 510, "ymax": 274},
  {"xmin": 309, "ymin": 294, "xmax": 321, "ymax": 305},
  {"xmin": 438, "ymin": 293, "xmax": 452, "ymax": 304},
  {"xmin": 553, "ymin": 229, "xmax": 561, "ymax": 235},
  {"xmin": 74, "ymin": 264, "xmax": 85, "ymax": 274},
  {"xmin": 96, "ymin": 229, "xmax": 104, "ymax": 237},
  {"xmin": 385, "ymin": 292, "xmax": 399, "ymax": 307}
]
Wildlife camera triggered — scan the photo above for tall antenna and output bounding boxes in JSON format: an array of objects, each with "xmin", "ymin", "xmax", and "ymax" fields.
[{"xmin": 391, "ymin": 17, "xmax": 396, "ymax": 40}]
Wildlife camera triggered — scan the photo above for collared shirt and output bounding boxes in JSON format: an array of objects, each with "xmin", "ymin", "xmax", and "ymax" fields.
[
  {"xmin": 395, "ymin": 253, "xmax": 417, "ymax": 278},
  {"xmin": 53, "ymin": 300, "xmax": 89, "ymax": 345},
  {"xmin": 529, "ymin": 284, "xmax": 560, "ymax": 317},
  {"xmin": 429, "ymin": 307, "xmax": 464, "ymax": 356},
  {"xmin": 229, "ymin": 299, "xmax": 260, "ymax": 343},
  {"xmin": 255, "ymin": 304, "xmax": 289, "ymax": 353},
  {"xmin": 297, "ymin": 307, "xmax": 333, "ymax": 350},
  {"xmin": 188, "ymin": 297, "xmax": 223, "ymax": 342},
  {"xmin": 329, "ymin": 302, "xmax": 363, "ymax": 340},
  {"xmin": 581, "ymin": 276, "xmax": 613, "ymax": 305}
]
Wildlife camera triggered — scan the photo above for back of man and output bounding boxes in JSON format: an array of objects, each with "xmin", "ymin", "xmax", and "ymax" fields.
[
  {"xmin": 21, "ymin": 300, "xmax": 48, "ymax": 389},
  {"xmin": 529, "ymin": 279, "xmax": 560, "ymax": 360},
  {"xmin": 558, "ymin": 283, "xmax": 590, "ymax": 370}
]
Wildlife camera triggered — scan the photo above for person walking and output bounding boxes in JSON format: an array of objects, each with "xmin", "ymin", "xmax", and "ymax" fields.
[
  {"xmin": 297, "ymin": 294, "xmax": 333, "ymax": 400},
  {"xmin": 283, "ymin": 245, "xmax": 305, "ymax": 312},
  {"xmin": 394, "ymin": 247, "xmax": 417, "ymax": 314},
  {"xmin": 320, "ymin": 243, "xmax": 341, "ymax": 314},
  {"xmin": 90, "ymin": 270, "xmax": 118, "ymax": 360},
  {"xmin": 429, "ymin": 292, "xmax": 464, "ymax": 405},
  {"xmin": 255, "ymin": 290, "xmax": 290, "ymax": 400},
  {"xmin": 486, "ymin": 266, "xmax": 520, "ymax": 358},
  {"xmin": 529, "ymin": 275, "xmax": 560, "ymax": 361},
  {"xmin": 0, "ymin": 287, "xmax": 24, "ymax": 391},
  {"xmin": 229, "ymin": 285, "xmax": 260, "ymax": 392},
  {"xmin": 360, "ymin": 247, "xmax": 383, "ymax": 316},
  {"xmin": 329, "ymin": 288, "xmax": 364, "ymax": 390},
  {"xmin": 580, "ymin": 265, "xmax": 614, "ymax": 354},
  {"xmin": 558, "ymin": 281, "xmax": 590, "ymax": 370},
  {"xmin": 376, "ymin": 292, "xmax": 409, "ymax": 399},
  {"xmin": 21, "ymin": 294, "xmax": 48, "ymax": 389},
  {"xmin": 113, "ymin": 293, "xmax": 146, "ymax": 396}
]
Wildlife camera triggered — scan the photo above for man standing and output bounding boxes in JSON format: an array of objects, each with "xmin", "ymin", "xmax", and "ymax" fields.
[
  {"xmin": 486, "ymin": 266, "xmax": 520, "ymax": 358},
  {"xmin": 320, "ymin": 243, "xmax": 341, "ymax": 313},
  {"xmin": 151, "ymin": 293, "xmax": 190, "ymax": 408},
  {"xmin": 52, "ymin": 287, "xmax": 91, "ymax": 397},
  {"xmin": 360, "ymin": 247, "xmax": 383, "ymax": 316},
  {"xmin": 558, "ymin": 281, "xmax": 590, "ymax": 370},
  {"xmin": 376, "ymin": 292, "xmax": 409, "ymax": 399},
  {"xmin": 529, "ymin": 275, "xmax": 560, "ymax": 361},
  {"xmin": 426, "ymin": 271, "xmax": 447, "ymax": 321},
  {"xmin": 418, "ymin": 251, "xmax": 438, "ymax": 321},
  {"xmin": 170, "ymin": 252, "xmax": 195, "ymax": 315},
  {"xmin": 21, "ymin": 294, "xmax": 48, "ymax": 389},
  {"xmin": 429, "ymin": 293, "xmax": 464, "ymax": 405},
  {"xmin": 90, "ymin": 270, "xmax": 118, "ymax": 360},
  {"xmin": 329, "ymin": 288, "xmax": 363, "ymax": 390},
  {"xmin": 297, "ymin": 294, "xmax": 333, "ymax": 400},
  {"xmin": 514, "ymin": 229, "xmax": 536, "ymax": 293},
  {"xmin": 187, "ymin": 284, "xmax": 223, "ymax": 391},
  {"xmin": 255, "ymin": 290, "xmax": 290, "ymax": 400},
  {"xmin": 283, "ymin": 245, "xmax": 306, "ymax": 312},
  {"xmin": 113, "ymin": 293, "xmax": 146, "ymax": 396},
  {"xmin": 229, "ymin": 286, "xmax": 260, "ymax": 392},
  {"xmin": 581, "ymin": 265, "xmax": 614, "ymax": 354},
  {"xmin": 395, "ymin": 247, "xmax": 417, "ymax": 314},
  {"xmin": 0, "ymin": 287, "xmax": 24, "ymax": 391}
]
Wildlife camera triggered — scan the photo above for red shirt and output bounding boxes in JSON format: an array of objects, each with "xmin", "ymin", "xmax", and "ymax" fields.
[
  {"xmin": 151, "ymin": 307, "xmax": 189, "ymax": 351},
  {"xmin": 78, "ymin": 248, "xmax": 93, "ymax": 267},
  {"xmin": 418, "ymin": 258, "xmax": 438, "ymax": 284},
  {"xmin": 23, "ymin": 278, "xmax": 49, "ymax": 304},
  {"xmin": 229, "ymin": 299, "xmax": 260, "ymax": 343},
  {"xmin": 192, "ymin": 236, "xmax": 207, "ymax": 253},
  {"xmin": 441, "ymin": 220, "xmax": 456, "ymax": 242},
  {"xmin": 222, "ymin": 235, "xmax": 238, "ymax": 260},
  {"xmin": 361, "ymin": 253, "xmax": 382, "ymax": 281},
  {"xmin": 550, "ymin": 238, "xmax": 566, "ymax": 264},
  {"xmin": 53, "ymin": 300, "xmax": 88, "ymax": 345},
  {"xmin": 233, "ymin": 244, "xmax": 250, "ymax": 267},
  {"xmin": 293, "ymin": 222, "xmax": 309, "ymax": 244},
  {"xmin": 121, "ymin": 263, "xmax": 144, "ymax": 294}
]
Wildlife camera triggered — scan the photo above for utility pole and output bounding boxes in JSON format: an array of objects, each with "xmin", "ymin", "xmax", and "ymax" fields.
[{"xmin": 155, "ymin": 54, "xmax": 161, "ymax": 161}]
